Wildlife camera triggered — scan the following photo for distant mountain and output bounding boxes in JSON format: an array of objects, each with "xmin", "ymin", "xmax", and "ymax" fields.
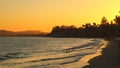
[
  {"xmin": 0, "ymin": 30, "xmax": 47, "ymax": 36},
  {"xmin": 16, "ymin": 30, "xmax": 46, "ymax": 35},
  {"xmin": 0, "ymin": 30, "xmax": 15, "ymax": 36}
]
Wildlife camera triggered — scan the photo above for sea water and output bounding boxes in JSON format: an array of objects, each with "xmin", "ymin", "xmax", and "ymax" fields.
[{"xmin": 0, "ymin": 37, "xmax": 105, "ymax": 68}]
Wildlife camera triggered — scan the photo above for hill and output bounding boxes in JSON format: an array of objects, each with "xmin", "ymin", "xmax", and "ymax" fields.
[{"xmin": 0, "ymin": 30, "xmax": 47, "ymax": 37}]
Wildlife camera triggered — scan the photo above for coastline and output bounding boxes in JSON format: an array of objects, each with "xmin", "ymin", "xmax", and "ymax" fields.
[
  {"xmin": 82, "ymin": 38, "xmax": 120, "ymax": 68},
  {"xmin": 80, "ymin": 39, "xmax": 108, "ymax": 63},
  {"xmin": 61, "ymin": 39, "xmax": 108, "ymax": 68}
]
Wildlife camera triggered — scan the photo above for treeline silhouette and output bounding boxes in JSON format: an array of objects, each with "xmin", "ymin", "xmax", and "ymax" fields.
[{"xmin": 49, "ymin": 15, "xmax": 120, "ymax": 38}]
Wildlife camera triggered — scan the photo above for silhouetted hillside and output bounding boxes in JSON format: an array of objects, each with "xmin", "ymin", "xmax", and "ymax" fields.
[
  {"xmin": 0, "ymin": 30, "xmax": 47, "ymax": 37},
  {"xmin": 0, "ymin": 30, "xmax": 15, "ymax": 36},
  {"xmin": 15, "ymin": 30, "xmax": 47, "ymax": 36}
]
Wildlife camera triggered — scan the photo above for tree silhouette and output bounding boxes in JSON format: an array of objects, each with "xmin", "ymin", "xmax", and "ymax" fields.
[
  {"xmin": 49, "ymin": 15, "xmax": 120, "ymax": 38},
  {"xmin": 101, "ymin": 17, "xmax": 109, "ymax": 24},
  {"xmin": 114, "ymin": 16, "xmax": 120, "ymax": 25}
]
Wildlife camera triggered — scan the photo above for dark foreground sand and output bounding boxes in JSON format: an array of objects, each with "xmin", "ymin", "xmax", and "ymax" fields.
[{"xmin": 83, "ymin": 39, "xmax": 120, "ymax": 68}]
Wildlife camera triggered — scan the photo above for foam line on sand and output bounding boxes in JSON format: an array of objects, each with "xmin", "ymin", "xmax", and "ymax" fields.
[{"xmin": 80, "ymin": 40, "xmax": 108, "ymax": 64}]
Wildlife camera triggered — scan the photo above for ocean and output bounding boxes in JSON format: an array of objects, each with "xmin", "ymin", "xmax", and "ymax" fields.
[{"xmin": 0, "ymin": 37, "xmax": 105, "ymax": 68}]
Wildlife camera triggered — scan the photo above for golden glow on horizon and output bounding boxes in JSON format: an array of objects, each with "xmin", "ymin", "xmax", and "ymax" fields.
[{"xmin": 0, "ymin": 0, "xmax": 120, "ymax": 32}]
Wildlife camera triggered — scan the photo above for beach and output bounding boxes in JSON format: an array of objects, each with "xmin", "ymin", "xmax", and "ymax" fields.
[
  {"xmin": 0, "ymin": 37, "xmax": 119, "ymax": 68},
  {"xmin": 82, "ymin": 38, "xmax": 120, "ymax": 68}
]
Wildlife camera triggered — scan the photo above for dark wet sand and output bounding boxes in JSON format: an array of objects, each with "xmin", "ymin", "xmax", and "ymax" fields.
[{"xmin": 83, "ymin": 39, "xmax": 120, "ymax": 68}]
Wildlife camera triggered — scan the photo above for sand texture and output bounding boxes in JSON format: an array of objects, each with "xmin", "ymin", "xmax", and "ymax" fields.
[{"xmin": 83, "ymin": 39, "xmax": 120, "ymax": 68}]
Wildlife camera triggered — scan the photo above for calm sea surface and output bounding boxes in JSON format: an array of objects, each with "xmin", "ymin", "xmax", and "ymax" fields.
[{"xmin": 0, "ymin": 37, "xmax": 104, "ymax": 68}]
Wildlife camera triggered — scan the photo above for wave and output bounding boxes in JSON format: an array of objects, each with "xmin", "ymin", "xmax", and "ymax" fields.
[
  {"xmin": 55, "ymin": 39, "xmax": 103, "ymax": 54},
  {"xmin": 0, "ymin": 38, "xmax": 104, "ymax": 68},
  {"xmin": 0, "ymin": 52, "xmax": 30, "ymax": 62}
]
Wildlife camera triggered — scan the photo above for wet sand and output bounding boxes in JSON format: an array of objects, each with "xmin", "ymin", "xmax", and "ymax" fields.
[{"xmin": 82, "ymin": 39, "xmax": 120, "ymax": 68}]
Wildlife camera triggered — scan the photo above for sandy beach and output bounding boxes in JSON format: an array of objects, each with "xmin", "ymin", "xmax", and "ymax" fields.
[{"xmin": 82, "ymin": 38, "xmax": 120, "ymax": 68}]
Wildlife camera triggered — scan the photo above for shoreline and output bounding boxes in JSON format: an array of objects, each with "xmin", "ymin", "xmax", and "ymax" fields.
[
  {"xmin": 82, "ymin": 38, "xmax": 120, "ymax": 68},
  {"xmin": 80, "ymin": 39, "xmax": 108, "ymax": 67},
  {"xmin": 62, "ymin": 39, "xmax": 108, "ymax": 68}
]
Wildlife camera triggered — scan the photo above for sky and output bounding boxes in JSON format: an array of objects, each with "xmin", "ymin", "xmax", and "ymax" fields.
[{"xmin": 0, "ymin": 0, "xmax": 120, "ymax": 32}]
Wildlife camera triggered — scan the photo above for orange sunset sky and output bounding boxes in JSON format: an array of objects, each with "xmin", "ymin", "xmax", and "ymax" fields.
[{"xmin": 0, "ymin": 0, "xmax": 120, "ymax": 32}]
